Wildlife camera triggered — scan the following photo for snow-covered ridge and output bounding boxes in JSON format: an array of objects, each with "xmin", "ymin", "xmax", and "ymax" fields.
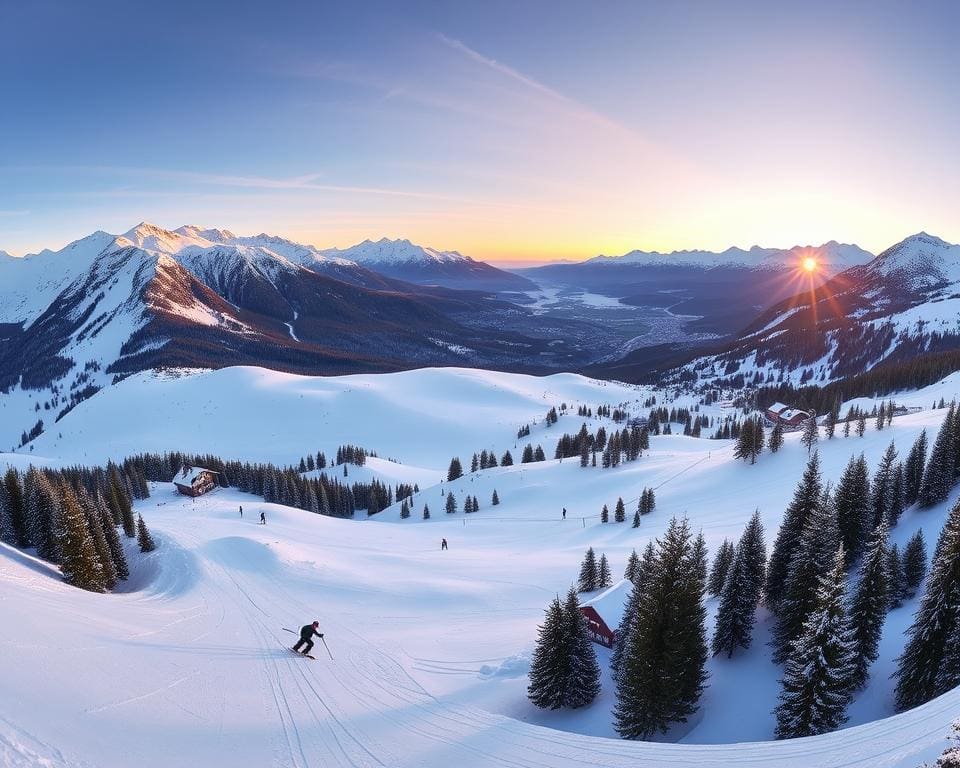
[
  {"xmin": 319, "ymin": 236, "xmax": 474, "ymax": 265},
  {"xmin": 865, "ymin": 232, "xmax": 960, "ymax": 291},
  {"xmin": 586, "ymin": 241, "xmax": 873, "ymax": 274}
]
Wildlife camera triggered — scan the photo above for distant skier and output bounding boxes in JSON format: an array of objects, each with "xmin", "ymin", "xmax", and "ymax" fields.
[
  {"xmin": 239, "ymin": 505, "xmax": 243, "ymax": 518},
  {"xmin": 292, "ymin": 621, "xmax": 323, "ymax": 656},
  {"xmin": 562, "ymin": 507, "xmax": 567, "ymax": 520},
  {"xmin": 259, "ymin": 511, "xmax": 266, "ymax": 525},
  {"xmin": 441, "ymin": 538, "xmax": 448, "ymax": 551}
]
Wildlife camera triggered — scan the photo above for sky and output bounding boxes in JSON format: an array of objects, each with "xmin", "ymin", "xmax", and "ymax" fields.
[{"xmin": 1, "ymin": 0, "xmax": 958, "ymax": 262}]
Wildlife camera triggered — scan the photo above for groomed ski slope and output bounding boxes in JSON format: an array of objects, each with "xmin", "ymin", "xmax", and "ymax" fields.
[{"xmin": 3, "ymin": 367, "xmax": 960, "ymax": 767}]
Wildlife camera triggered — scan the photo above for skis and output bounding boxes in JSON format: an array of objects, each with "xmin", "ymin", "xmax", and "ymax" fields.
[{"xmin": 289, "ymin": 648, "xmax": 316, "ymax": 660}]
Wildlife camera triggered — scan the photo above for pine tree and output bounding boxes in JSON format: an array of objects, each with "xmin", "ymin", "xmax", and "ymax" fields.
[
  {"xmin": 445, "ymin": 491, "xmax": 457, "ymax": 514},
  {"xmin": 400, "ymin": 500, "xmax": 410, "ymax": 519},
  {"xmin": 834, "ymin": 454, "xmax": 871, "ymax": 566},
  {"xmin": 904, "ymin": 430, "xmax": 928, "ymax": 507},
  {"xmin": 601, "ymin": 504, "xmax": 609, "ymax": 523},
  {"xmin": 115, "ymin": 479, "xmax": 135, "ymax": 538},
  {"xmin": 25, "ymin": 469, "xmax": 60, "ymax": 563},
  {"xmin": 422, "ymin": 504, "xmax": 430, "ymax": 519},
  {"xmin": 624, "ymin": 549, "xmax": 640, "ymax": 582},
  {"xmin": 614, "ymin": 518, "xmax": 707, "ymax": 739},
  {"xmin": 771, "ymin": 487, "xmax": 838, "ymax": 664},
  {"xmin": 81, "ymin": 490, "xmax": 117, "ymax": 590},
  {"xmin": 614, "ymin": 497, "xmax": 626, "ymax": 523},
  {"xmin": 4, "ymin": 468, "xmax": 27, "ymax": 547},
  {"xmin": 0, "ymin": 477, "xmax": 13, "ymax": 545},
  {"xmin": 741, "ymin": 510, "xmax": 767, "ymax": 600},
  {"xmin": 708, "ymin": 539, "xmax": 735, "ymax": 597},
  {"xmin": 769, "ymin": 422, "xmax": 784, "ymax": 453},
  {"xmin": 96, "ymin": 493, "xmax": 128, "ymax": 580},
  {"xmin": 598, "ymin": 554, "xmax": 612, "ymax": 588},
  {"xmin": 801, "ymin": 415, "xmax": 819, "ymax": 454},
  {"xmin": 856, "ymin": 413, "xmax": 867, "ymax": 437},
  {"xmin": 895, "ymin": 499, "xmax": 960, "ymax": 710},
  {"xmin": 56, "ymin": 484, "xmax": 106, "ymax": 593},
  {"xmin": 632, "ymin": 508, "xmax": 640, "ymax": 528},
  {"xmin": 888, "ymin": 463, "xmax": 906, "ymax": 527},
  {"xmin": 774, "ymin": 546, "xmax": 856, "ymax": 739},
  {"xmin": 766, "ymin": 452, "xmax": 823, "ymax": 613},
  {"xmin": 847, "ymin": 521, "xmax": 890, "ymax": 690},
  {"xmin": 734, "ymin": 417, "xmax": 765, "ymax": 464},
  {"xmin": 871, "ymin": 441, "xmax": 898, "ymax": 528},
  {"xmin": 712, "ymin": 536, "xmax": 762, "ymax": 658},
  {"xmin": 887, "ymin": 543, "xmax": 905, "ymax": 610},
  {"xmin": 919, "ymin": 404, "xmax": 957, "ymax": 508},
  {"xmin": 447, "ymin": 457, "xmax": 463, "ymax": 481},
  {"xmin": 578, "ymin": 547, "xmax": 598, "ymax": 592},
  {"xmin": 561, "ymin": 587, "xmax": 602, "ymax": 707},
  {"xmin": 902, "ymin": 529, "xmax": 927, "ymax": 597},
  {"xmin": 527, "ymin": 596, "xmax": 567, "ymax": 709},
  {"xmin": 136, "ymin": 514, "xmax": 156, "ymax": 552},
  {"xmin": 491, "ymin": 490, "xmax": 500, "ymax": 506}
]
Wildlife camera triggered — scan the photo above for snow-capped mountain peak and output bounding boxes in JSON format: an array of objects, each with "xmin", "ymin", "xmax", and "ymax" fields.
[
  {"xmin": 865, "ymin": 232, "xmax": 960, "ymax": 290},
  {"xmin": 174, "ymin": 225, "xmax": 238, "ymax": 243},
  {"xmin": 321, "ymin": 237, "xmax": 473, "ymax": 265}
]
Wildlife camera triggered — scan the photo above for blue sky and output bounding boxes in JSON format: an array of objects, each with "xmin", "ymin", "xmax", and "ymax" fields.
[{"xmin": 1, "ymin": 0, "xmax": 958, "ymax": 260}]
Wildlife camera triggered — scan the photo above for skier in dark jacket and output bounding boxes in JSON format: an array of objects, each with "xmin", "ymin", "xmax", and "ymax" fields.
[{"xmin": 293, "ymin": 621, "xmax": 323, "ymax": 655}]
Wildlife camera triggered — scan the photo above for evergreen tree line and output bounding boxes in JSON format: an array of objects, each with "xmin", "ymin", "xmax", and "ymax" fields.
[
  {"xmin": 335, "ymin": 444, "xmax": 371, "ymax": 466},
  {"xmin": 599, "ymin": 490, "xmax": 656, "ymax": 525},
  {"xmin": 554, "ymin": 423, "xmax": 649, "ymax": 468},
  {"xmin": 0, "ymin": 463, "xmax": 155, "ymax": 593},
  {"xmin": 296, "ymin": 452, "xmax": 327, "ymax": 472}
]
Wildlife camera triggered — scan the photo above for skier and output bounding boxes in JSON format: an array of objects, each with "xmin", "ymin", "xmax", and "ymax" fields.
[
  {"xmin": 259, "ymin": 511, "xmax": 266, "ymax": 525},
  {"xmin": 441, "ymin": 538, "xmax": 448, "ymax": 551},
  {"xmin": 292, "ymin": 621, "xmax": 324, "ymax": 656},
  {"xmin": 562, "ymin": 507, "xmax": 567, "ymax": 520},
  {"xmin": 239, "ymin": 505, "xmax": 243, "ymax": 518}
]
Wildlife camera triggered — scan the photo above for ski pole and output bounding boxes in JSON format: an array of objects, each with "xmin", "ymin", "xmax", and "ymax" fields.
[
  {"xmin": 282, "ymin": 627, "xmax": 296, "ymax": 634},
  {"xmin": 321, "ymin": 636, "xmax": 334, "ymax": 660}
]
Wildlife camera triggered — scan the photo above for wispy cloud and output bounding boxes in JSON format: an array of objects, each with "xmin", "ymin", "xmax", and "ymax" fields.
[{"xmin": 0, "ymin": 209, "xmax": 30, "ymax": 217}]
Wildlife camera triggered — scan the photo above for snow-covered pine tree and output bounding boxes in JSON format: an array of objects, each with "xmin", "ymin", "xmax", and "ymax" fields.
[
  {"xmin": 871, "ymin": 441, "xmax": 899, "ymax": 528},
  {"xmin": 834, "ymin": 454, "xmax": 871, "ymax": 566},
  {"xmin": 771, "ymin": 487, "xmax": 839, "ymax": 664},
  {"xmin": 601, "ymin": 504, "xmax": 609, "ymax": 523},
  {"xmin": 137, "ymin": 514, "xmax": 156, "ymax": 553},
  {"xmin": 578, "ymin": 547, "xmax": 599, "ymax": 592},
  {"xmin": 400, "ymin": 500, "xmax": 410, "ymax": 519},
  {"xmin": 614, "ymin": 497, "xmax": 626, "ymax": 523},
  {"xmin": 561, "ymin": 587, "xmax": 602, "ymax": 708},
  {"xmin": 708, "ymin": 539, "xmax": 735, "ymax": 597},
  {"xmin": 712, "ymin": 538, "xmax": 754, "ymax": 657},
  {"xmin": 445, "ymin": 491, "xmax": 457, "ymax": 514},
  {"xmin": 56, "ymin": 483, "xmax": 106, "ymax": 593},
  {"xmin": 773, "ymin": 545, "xmax": 856, "ymax": 739},
  {"xmin": 887, "ymin": 543, "xmax": 905, "ymax": 609},
  {"xmin": 734, "ymin": 416, "xmax": 765, "ymax": 464},
  {"xmin": 527, "ymin": 596, "xmax": 567, "ymax": 709},
  {"xmin": 79, "ymin": 488, "xmax": 117, "ymax": 590},
  {"xmin": 903, "ymin": 529, "xmax": 928, "ymax": 597},
  {"xmin": 491, "ymin": 489, "xmax": 500, "ymax": 505},
  {"xmin": 888, "ymin": 463, "xmax": 906, "ymax": 527},
  {"xmin": 801, "ymin": 415, "xmax": 819, "ymax": 454},
  {"xmin": 692, "ymin": 532, "xmax": 708, "ymax": 587},
  {"xmin": 25, "ymin": 469, "xmax": 60, "ymax": 563},
  {"xmin": 422, "ymin": 504, "xmax": 430, "ymax": 519},
  {"xmin": 766, "ymin": 452, "xmax": 823, "ymax": 613},
  {"xmin": 904, "ymin": 430, "xmax": 928, "ymax": 507},
  {"xmin": 632, "ymin": 508, "xmax": 640, "ymax": 528},
  {"xmin": 611, "ymin": 543, "xmax": 656, "ymax": 683},
  {"xmin": 500, "ymin": 450, "xmax": 513, "ymax": 467},
  {"xmin": 856, "ymin": 413, "xmax": 867, "ymax": 438},
  {"xmin": 919, "ymin": 404, "xmax": 957, "ymax": 508},
  {"xmin": 447, "ymin": 457, "xmax": 463, "ymax": 481},
  {"xmin": 848, "ymin": 521, "xmax": 890, "ymax": 690},
  {"xmin": 624, "ymin": 549, "xmax": 639, "ymax": 582},
  {"xmin": 613, "ymin": 518, "xmax": 707, "ymax": 739},
  {"xmin": 741, "ymin": 509, "xmax": 767, "ymax": 598},
  {"xmin": 472, "ymin": 495, "xmax": 480, "ymax": 512},
  {"xmin": 96, "ymin": 492, "xmax": 128, "ymax": 581},
  {"xmin": 895, "ymin": 499, "xmax": 960, "ymax": 710},
  {"xmin": 0, "ymin": 476, "xmax": 13, "ymax": 545},
  {"xmin": 598, "ymin": 554, "xmax": 612, "ymax": 588},
  {"xmin": 769, "ymin": 422, "xmax": 784, "ymax": 453}
]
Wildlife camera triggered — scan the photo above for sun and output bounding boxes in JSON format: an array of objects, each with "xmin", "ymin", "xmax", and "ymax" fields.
[{"xmin": 802, "ymin": 256, "xmax": 818, "ymax": 273}]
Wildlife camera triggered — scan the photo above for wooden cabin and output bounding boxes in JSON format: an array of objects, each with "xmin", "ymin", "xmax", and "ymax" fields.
[
  {"xmin": 765, "ymin": 402, "xmax": 810, "ymax": 428},
  {"xmin": 173, "ymin": 465, "xmax": 219, "ymax": 497},
  {"xmin": 579, "ymin": 579, "xmax": 633, "ymax": 648}
]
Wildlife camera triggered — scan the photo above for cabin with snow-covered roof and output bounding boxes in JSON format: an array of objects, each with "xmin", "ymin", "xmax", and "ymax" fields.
[
  {"xmin": 173, "ymin": 465, "xmax": 219, "ymax": 497},
  {"xmin": 765, "ymin": 402, "xmax": 810, "ymax": 428},
  {"xmin": 579, "ymin": 578, "xmax": 633, "ymax": 648}
]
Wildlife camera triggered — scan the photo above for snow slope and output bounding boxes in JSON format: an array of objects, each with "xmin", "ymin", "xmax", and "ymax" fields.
[
  {"xmin": 4, "ymin": 366, "xmax": 960, "ymax": 767},
  {"xmin": 24, "ymin": 366, "xmax": 647, "ymax": 468}
]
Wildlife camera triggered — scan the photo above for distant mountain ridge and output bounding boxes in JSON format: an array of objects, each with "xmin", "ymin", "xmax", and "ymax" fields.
[{"xmin": 585, "ymin": 241, "xmax": 874, "ymax": 274}]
